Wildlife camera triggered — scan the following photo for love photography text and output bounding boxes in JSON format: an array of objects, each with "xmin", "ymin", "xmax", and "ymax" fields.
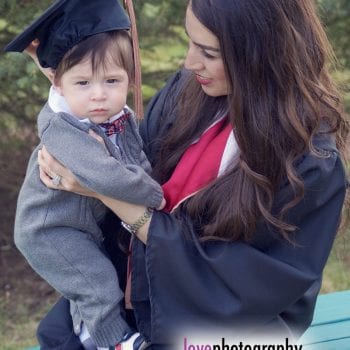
[{"xmin": 183, "ymin": 337, "xmax": 302, "ymax": 350}]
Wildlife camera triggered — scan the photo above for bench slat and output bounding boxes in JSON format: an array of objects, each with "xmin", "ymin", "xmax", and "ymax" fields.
[
  {"xmin": 299, "ymin": 290, "xmax": 350, "ymax": 349},
  {"xmin": 302, "ymin": 337, "xmax": 350, "ymax": 350},
  {"xmin": 310, "ymin": 290, "xmax": 350, "ymax": 325},
  {"xmin": 301, "ymin": 320, "xmax": 350, "ymax": 344}
]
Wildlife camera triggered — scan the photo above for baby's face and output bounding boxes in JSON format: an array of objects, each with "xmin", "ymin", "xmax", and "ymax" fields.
[{"xmin": 55, "ymin": 58, "xmax": 129, "ymax": 124}]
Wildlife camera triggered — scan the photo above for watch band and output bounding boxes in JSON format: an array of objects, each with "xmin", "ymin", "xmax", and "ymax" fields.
[{"xmin": 121, "ymin": 207, "xmax": 154, "ymax": 235}]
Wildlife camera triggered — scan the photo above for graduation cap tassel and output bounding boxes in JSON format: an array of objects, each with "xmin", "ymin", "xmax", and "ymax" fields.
[{"xmin": 123, "ymin": 0, "xmax": 144, "ymax": 119}]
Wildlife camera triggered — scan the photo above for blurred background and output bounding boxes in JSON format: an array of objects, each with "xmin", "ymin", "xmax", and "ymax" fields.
[{"xmin": 0, "ymin": 0, "xmax": 349, "ymax": 349}]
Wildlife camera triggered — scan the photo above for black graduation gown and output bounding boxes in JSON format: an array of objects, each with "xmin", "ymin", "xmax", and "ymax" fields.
[{"xmin": 130, "ymin": 70, "xmax": 347, "ymax": 346}]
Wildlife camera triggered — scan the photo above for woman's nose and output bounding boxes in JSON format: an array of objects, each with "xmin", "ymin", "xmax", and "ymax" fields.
[{"xmin": 184, "ymin": 43, "xmax": 204, "ymax": 71}]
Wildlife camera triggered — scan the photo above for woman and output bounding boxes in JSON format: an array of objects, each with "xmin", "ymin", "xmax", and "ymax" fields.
[{"xmin": 34, "ymin": 0, "xmax": 348, "ymax": 348}]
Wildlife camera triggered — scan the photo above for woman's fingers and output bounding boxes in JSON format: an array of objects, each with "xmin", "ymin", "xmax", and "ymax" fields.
[
  {"xmin": 38, "ymin": 148, "xmax": 62, "ymax": 189},
  {"xmin": 24, "ymin": 39, "xmax": 40, "ymax": 60},
  {"xmin": 25, "ymin": 39, "xmax": 55, "ymax": 83},
  {"xmin": 39, "ymin": 164, "xmax": 57, "ymax": 189},
  {"xmin": 37, "ymin": 148, "xmax": 48, "ymax": 174},
  {"xmin": 38, "ymin": 146, "xmax": 71, "ymax": 190},
  {"xmin": 39, "ymin": 146, "xmax": 65, "ymax": 175},
  {"xmin": 38, "ymin": 146, "xmax": 97, "ymax": 197},
  {"xmin": 38, "ymin": 149, "xmax": 52, "ymax": 179}
]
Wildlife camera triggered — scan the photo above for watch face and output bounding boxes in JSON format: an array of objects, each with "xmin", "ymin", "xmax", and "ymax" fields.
[
  {"xmin": 121, "ymin": 221, "xmax": 135, "ymax": 234},
  {"xmin": 120, "ymin": 208, "xmax": 154, "ymax": 235}
]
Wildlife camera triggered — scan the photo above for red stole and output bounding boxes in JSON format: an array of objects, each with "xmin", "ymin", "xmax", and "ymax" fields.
[
  {"xmin": 162, "ymin": 117, "xmax": 232, "ymax": 212},
  {"xmin": 125, "ymin": 117, "xmax": 232, "ymax": 310}
]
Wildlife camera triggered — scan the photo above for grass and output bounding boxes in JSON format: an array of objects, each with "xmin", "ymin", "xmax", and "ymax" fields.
[
  {"xmin": 321, "ymin": 228, "xmax": 350, "ymax": 293},
  {"xmin": 0, "ymin": 292, "xmax": 58, "ymax": 350},
  {"xmin": 0, "ymin": 246, "xmax": 59, "ymax": 350},
  {"xmin": 0, "ymin": 303, "xmax": 44, "ymax": 350}
]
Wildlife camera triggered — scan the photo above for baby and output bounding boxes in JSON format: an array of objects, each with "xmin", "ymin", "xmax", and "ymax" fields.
[{"xmin": 5, "ymin": 0, "xmax": 163, "ymax": 349}]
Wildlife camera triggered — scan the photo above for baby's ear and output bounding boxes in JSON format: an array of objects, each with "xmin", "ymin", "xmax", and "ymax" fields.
[
  {"xmin": 53, "ymin": 78, "xmax": 63, "ymax": 96},
  {"xmin": 47, "ymin": 68, "xmax": 55, "ymax": 85}
]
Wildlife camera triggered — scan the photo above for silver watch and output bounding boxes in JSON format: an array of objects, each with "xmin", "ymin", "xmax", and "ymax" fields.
[{"xmin": 121, "ymin": 208, "xmax": 154, "ymax": 234}]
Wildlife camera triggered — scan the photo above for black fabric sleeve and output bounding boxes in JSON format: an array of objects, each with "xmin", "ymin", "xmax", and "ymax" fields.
[{"xmin": 141, "ymin": 150, "xmax": 346, "ymax": 343}]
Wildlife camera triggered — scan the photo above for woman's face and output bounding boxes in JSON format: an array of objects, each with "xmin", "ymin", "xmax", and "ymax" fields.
[{"xmin": 184, "ymin": 6, "xmax": 229, "ymax": 97}]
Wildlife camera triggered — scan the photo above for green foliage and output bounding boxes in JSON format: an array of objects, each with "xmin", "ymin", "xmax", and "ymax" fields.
[
  {"xmin": 315, "ymin": 0, "xmax": 350, "ymax": 111},
  {"xmin": 0, "ymin": 0, "xmax": 187, "ymax": 133},
  {"xmin": 1, "ymin": 0, "xmax": 348, "ymax": 133},
  {"xmin": 0, "ymin": 0, "xmax": 53, "ymax": 136},
  {"xmin": 321, "ymin": 226, "xmax": 350, "ymax": 293},
  {"xmin": 317, "ymin": 0, "xmax": 350, "ymax": 69},
  {"xmin": 135, "ymin": 0, "xmax": 187, "ymax": 101},
  {"xmin": 135, "ymin": 0, "xmax": 186, "ymax": 41}
]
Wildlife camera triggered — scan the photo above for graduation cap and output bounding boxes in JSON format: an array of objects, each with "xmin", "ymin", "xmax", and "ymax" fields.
[
  {"xmin": 4, "ymin": 0, "xmax": 144, "ymax": 117},
  {"xmin": 4, "ymin": 0, "xmax": 131, "ymax": 69}
]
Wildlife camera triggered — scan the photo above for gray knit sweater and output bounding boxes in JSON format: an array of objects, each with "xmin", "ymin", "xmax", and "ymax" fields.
[{"xmin": 14, "ymin": 103, "xmax": 163, "ymax": 347}]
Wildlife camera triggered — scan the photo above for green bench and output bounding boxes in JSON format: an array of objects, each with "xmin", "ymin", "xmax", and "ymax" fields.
[
  {"xmin": 25, "ymin": 290, "xmax": 350, "ymax": 350},
  {"xmin": 299, "ymin": 289, "xmax": 350, "ymax": 349}
]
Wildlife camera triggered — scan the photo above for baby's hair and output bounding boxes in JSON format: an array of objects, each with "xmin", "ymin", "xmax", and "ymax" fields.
[{"xmin": 54, "ymin": 30, "xmax": 134, "ymax": 84}]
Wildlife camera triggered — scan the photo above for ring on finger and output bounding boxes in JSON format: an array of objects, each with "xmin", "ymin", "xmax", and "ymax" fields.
[{"xmin": 51, "ymin": 173, "xmax": 62, "ymax": 186}]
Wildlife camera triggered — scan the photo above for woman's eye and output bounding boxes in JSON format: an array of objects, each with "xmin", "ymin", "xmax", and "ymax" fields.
[{"xmin": 202, "ymin": 50, "xmax": 216, "ymax": 59}]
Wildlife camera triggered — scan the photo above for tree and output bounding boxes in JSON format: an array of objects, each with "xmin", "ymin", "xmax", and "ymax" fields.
[
  {"xmin": 0, "ymin": 0, "xmax": 187, "ymax": 138},
  {"xmin": 317, "ymin": 0, "xmax": 350, "ymax": 68},
  {"xmin": 0, "ymin": 0, "xmax": 348, "ymax": 138},
  {"xmin": 0, "ymin": 0, "xmax": 54, "ymax": 144}
]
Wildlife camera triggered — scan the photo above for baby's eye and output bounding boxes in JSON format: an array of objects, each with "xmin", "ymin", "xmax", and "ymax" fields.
[
  {"xmin": 106, "ymin": 79, "xmax": 119, "ymax": 84},
  {"xmin": 76, "ymin": 81, "xmax": 89, "ymax": 86}
]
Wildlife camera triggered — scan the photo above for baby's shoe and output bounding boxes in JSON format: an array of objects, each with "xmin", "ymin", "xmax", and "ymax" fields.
[{"xmin": 114, "ymin": 332, "xmax": 148, "ymax": 350}]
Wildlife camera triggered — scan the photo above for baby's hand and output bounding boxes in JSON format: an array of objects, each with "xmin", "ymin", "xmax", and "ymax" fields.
[
  {"xmin": 158, "ymin": 198, "xmax": 166, "ymax": 210},
  {"xmin": 88, "ymin": 129, "xmax": 109, "ymax": 154}
]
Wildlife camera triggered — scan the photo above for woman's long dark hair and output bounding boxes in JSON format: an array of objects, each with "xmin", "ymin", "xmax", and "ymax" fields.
[{"xmin": 153, "ymin": 0, "xmax": 349, "ymax": 242}]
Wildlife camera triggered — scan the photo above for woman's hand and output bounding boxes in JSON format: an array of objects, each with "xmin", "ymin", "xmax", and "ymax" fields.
[
  {"xmin": 38, "ymin": 146, "xmax": 97, "ymax": 197},
  {"xmin": 25, "ymin": 39, "xmax": 55, "ymax": 84},
  {"xmin": 38, "ymin": 144, "xmax": 165, "ymax": 244},
  {"xmin": 99, "ymin": 195, "xmax": 151, "ymax": 244},
  {"xmin": 39, "ymin": 146, "xmax": 152, "ymax": 243},
  {"xmin": 38, "ymin": 130, "xmax": 106, "ymax": 195}
]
